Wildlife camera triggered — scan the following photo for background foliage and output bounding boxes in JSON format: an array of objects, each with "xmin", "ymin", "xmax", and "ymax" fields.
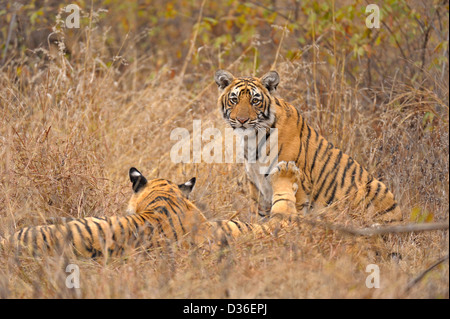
[{"xmin": 1, "ymin": 0, "xmax": 448, "ymax": 87}]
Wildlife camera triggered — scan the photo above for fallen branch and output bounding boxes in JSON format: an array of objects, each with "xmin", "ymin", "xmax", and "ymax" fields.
[
  {"xmin": 300, "ymin": 219, "xmax": 449, "ymax": 236},
  {"xmin": 406, "ymin": 254, "xmax": 449, "ymax": 292}
]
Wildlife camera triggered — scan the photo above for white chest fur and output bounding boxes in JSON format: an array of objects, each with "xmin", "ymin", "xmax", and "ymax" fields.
[
  {"xmin": 245, "ymin": 160, "xmax": 273, "ymax": 209},
  {"xmin": 235, "ymin": 128, "xmax": 279, "ymax": 210}
]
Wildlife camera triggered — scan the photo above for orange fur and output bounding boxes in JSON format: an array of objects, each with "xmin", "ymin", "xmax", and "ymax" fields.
[
  {"xmin": 1, "ymin": 168, "xmax": 277, "ymax": 257},
  {"xmin": 215, "ymin": 70, "xmax": 402, "ymax": 224}
]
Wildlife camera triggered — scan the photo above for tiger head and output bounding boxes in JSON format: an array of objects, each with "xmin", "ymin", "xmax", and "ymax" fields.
[
  {"xmin": 214, "ymin": 70, "xmax": 280, "ymax": 133},
  {"xmin": 127, "ymin": 167, "xmax": 197, "ymax": 214}
]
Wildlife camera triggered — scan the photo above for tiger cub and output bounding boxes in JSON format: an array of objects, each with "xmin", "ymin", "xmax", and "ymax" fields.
[
  {"xmin": 0, "ymin": 167, "xmax": 292, "ymax": 257},
  {"xmin": 1, "ymin": 168, "xmax": 209, "ymax": 257},
  {"xmin": 215, "ymin": 70, "xmax": 402, "ymax": 224}
]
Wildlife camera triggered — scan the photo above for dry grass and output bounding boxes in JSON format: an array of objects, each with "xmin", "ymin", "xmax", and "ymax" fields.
[{"xmin": 0, "ymin": 2, "xmax": 448, "ymax": 299}]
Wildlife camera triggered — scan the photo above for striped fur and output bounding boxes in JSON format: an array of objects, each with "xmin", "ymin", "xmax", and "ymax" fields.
[
  {"xmin": 215, "ymin": 70, "xmax": 402, "ymax": 224},
  {"xmin": 1, "ymin": 168, "xmax": 208, "ymax": 257},
  {"xmin": 0, "ymin": 168, "xmax": 278, "ymax": 257}
]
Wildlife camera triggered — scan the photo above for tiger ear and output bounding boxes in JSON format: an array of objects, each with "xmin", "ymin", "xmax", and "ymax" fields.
[
  {"xmin": 214, "ymin": 70, "xmax": 234, "ymax": 91},
  {"xmin": 129, "ymin": 167, "xmax": 148, "ymax": 193},
  {"xmin": 178, "ymin": 177, "xmax": 196, "ymax": 198},
  {"xmin": 260, "ymin": 70, "xmax": 280, "ymax": 93}
]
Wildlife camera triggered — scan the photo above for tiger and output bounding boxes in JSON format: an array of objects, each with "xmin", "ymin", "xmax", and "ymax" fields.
[
  {"xmin": 0, "ymin": 167, "xmax": 291, "ymax": 258},
  {"xmin": 128, "ymin": 168, "xmax": 278, "ymax": 248},
  {"xmin": 128, "ymin": 168, "xmax": 295, "ymax": 248},
  {"xmin": 0, "ymin": 168, "xmax": 208, "ymax": 257},
  {"xmin": 214, "ymin": 69, "xmax": 402, "ymax": 224}
]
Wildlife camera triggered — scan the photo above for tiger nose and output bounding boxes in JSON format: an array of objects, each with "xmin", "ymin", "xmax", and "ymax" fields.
[{"xmin": 237, "ymin": 117, "xmax": 249, "ymax": 124}]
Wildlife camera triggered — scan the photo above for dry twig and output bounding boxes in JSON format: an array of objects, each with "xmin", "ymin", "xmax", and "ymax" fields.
[
  {"xmin": 406, "ymin": 254, "xmax": 449, "ymax": 292},
  {"xmin": 300, "ymin": 219, "xmax": 449, "ymax": 236}
]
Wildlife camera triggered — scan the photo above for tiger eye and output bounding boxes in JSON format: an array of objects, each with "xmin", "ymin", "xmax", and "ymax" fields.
[
  {"xmin": 252, "ymin": 98, "xmax": 261, "ymax": 105},
  {"xmin": 230, "ymin": 97, "xmax": 238, "ymax": 104}
]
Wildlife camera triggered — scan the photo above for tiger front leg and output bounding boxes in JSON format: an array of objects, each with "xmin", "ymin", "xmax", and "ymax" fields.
[
  {"xmin": 247, "ymin": 178, "xmax": 271, "ymax": 218},
  {"xmin": 269, "ymin": 161, "xmax": 304, "ymax": 219}
]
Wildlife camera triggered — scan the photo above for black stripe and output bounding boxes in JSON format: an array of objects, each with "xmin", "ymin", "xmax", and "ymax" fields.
[
  {"xmin": 300, "ymin": 179, "xmax": 308, "ymax": 194},
  {"xmin": 342, "ymin": 165, "xmax": 358, "ymax": 200},
  {"xmin": 324, "ymin": 151, "xmax": 343, "ymax": 198},
  {"xmin": 256, "ymin": 130, "xmax": 270, "ymax": 160},
  {"xmin": 16, "ymin": 228, "xmax": 25, "ymax": 243},
  {"xmin": 326, "ymin": 182, "xmax": 338, "ymax": 205},
  {"xmin": 31, "ymin": 227, "xmax": 39, "ymax": 256},
  {"xmin": 302, "ymin": 126, "xmax": 312, "ymax": 171},
  {"xmin": 127, "ymin": 215, "xmax": 142, "ymax": 235},
  {"xmin": 92, "ymin": 220, "xmax": 106, "ymax": 249},
  {"xmin": 64, "ymin": 223, "xmax": 74, "ymax": 248},
  {"xmin": 350, "ymin": 166, "xmax": 357, "ymax": 186},
  {"xmin": 270, "ymin": 114, "xmax": 277, "ymax": 129},
  {"xmin": 341, "ymin": 157, "xmax": 355, "ymax": 187},
  {"xmin": 315, "ymin": 145, "xmax": 334, "ymax": 184},
  {"xmin": 131, "ymin": 215, "xmax": 149, "ymax": 246},
  {"xmin": 272, "ymin": 198, "xmax": 295, "ymax": 206},
  {"xmin": 231, "ymin": 220, "xmax": 243, "ymax": 232},
  {"xmin": 377, "ymin": 187, "xmax": 389, "ymax": 204},
  {"xmin": 78, "ymin": 218, "xmax": 94, "ymax": 248},
  {"xmin": 295, "ymin": 141, "xmax": 302, "ymax": 164},
  {"xmin": 299, "ymin": 116, "xmax": 305, "ymax": 140},
  {"xmin": 358, "ymin": 165, "xmax": 364, "ymax": 182},
  {"xmin": 344, "ymin": 183, "xmax": 356, "ymax": 198},
  {"xmin": 310, "ymin": 139, "xmax": 324, "ymax": 175},
  {"xmin": 313, "ymin": 172, "xmax": 330, "ymax": 202},
  {"xmin": 141, "ymin": 216, "xmax": 155, "ymax": 238},
  {"xmin": 331, "ymin": 151, "xmax": 343, "ymax": 173},
  {"xmin": 383, "ymin": 203, "xmax": 397, "ymax": 213},
  {"xmin": 105, "ymin": 218, "xmax": 118, "ymax": 243},
  {"xmin": 344, "ymin": 181, "xmax": 357, "ymax": 197},
  {"xmin": 277, "ymin": 144, "xmax": 283, "ymax": 159},
  {"xmin": 132, "ymin": 214, "xmax": 147, "ymax": 226},
  {"xmin": 366, "ymin": 182, "xmax": 382, "ymax": 209},
  {"xmin": 22, "ymin": 227, "xmax": 31, "ymax": 246},
  {"xmin": 116, "ymin": 218, "xmax": 126, "ymax": 243},
  {"xmin": 234, "ymin": 82, "xmax": 246, "ymax": 89},
  {"xmin": 265, "ymin": 149, "xmax": 280, "ymax": 177},
  {"xmin": 108, "ymin": 248, "xmax": 117, "ymax": 257},
  {"xmin": 72, "ymin": 222, "xmax": 93, "ymax": 254},
  {"xmin": 155, "ymin": 206, "xmax": 179, "ymax": 242},
  {"xmin": 244, "ymin": 222, "xmax": 254, "ymax": 231},
  {"xmin": 41, "ymin": 227, "xmax": 51, "ymax": 251},
  {"xmin": 265, "ymin": 98, "xmax": 272, "ymax": 119},
  {"xmin": 155, "ymin": 197, "xmax": 186, "ymax": 233},
  {"xmin": 90, "ymin": 251, "xmax": 99, "ymax": 258},
  {"xmin": 53, "ymin": 224, "xmax": 65, "ymax": 252},
  {"xmin": 163, "ymin": 202, "xmax": 182, "ymax": 239}
]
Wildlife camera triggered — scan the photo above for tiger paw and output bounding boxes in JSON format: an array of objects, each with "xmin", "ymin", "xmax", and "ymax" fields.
[
  {"xmin": 269, "ymin": 161, "xmax": 301, "ymax": 218},
  {"xmin": 269, "ymin": 161, "xmax": 301, "ymax": 194}
]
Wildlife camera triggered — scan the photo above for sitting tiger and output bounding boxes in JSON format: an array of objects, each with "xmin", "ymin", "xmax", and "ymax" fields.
[
  {"xmin": 215, "ymin": 70, "xmax": 402, "ymax": 224},
  {"xmin": 0, "ymin": 167, "xmax": 290, "ymax": 258}
]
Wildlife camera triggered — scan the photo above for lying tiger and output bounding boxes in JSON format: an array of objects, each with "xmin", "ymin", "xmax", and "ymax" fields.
[
  {"xmin": 0, "ymin": 167, "xmax": 294, "ymax": 258},
  {"xmin": 215, "ymin": 70, "xmax": 402, "ymax": 224}
]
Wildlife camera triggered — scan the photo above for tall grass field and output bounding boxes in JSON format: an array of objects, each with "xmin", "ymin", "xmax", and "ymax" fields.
[{"xmin": 0, "ymin": 0, "xmax": 448, "ymax": 299}]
